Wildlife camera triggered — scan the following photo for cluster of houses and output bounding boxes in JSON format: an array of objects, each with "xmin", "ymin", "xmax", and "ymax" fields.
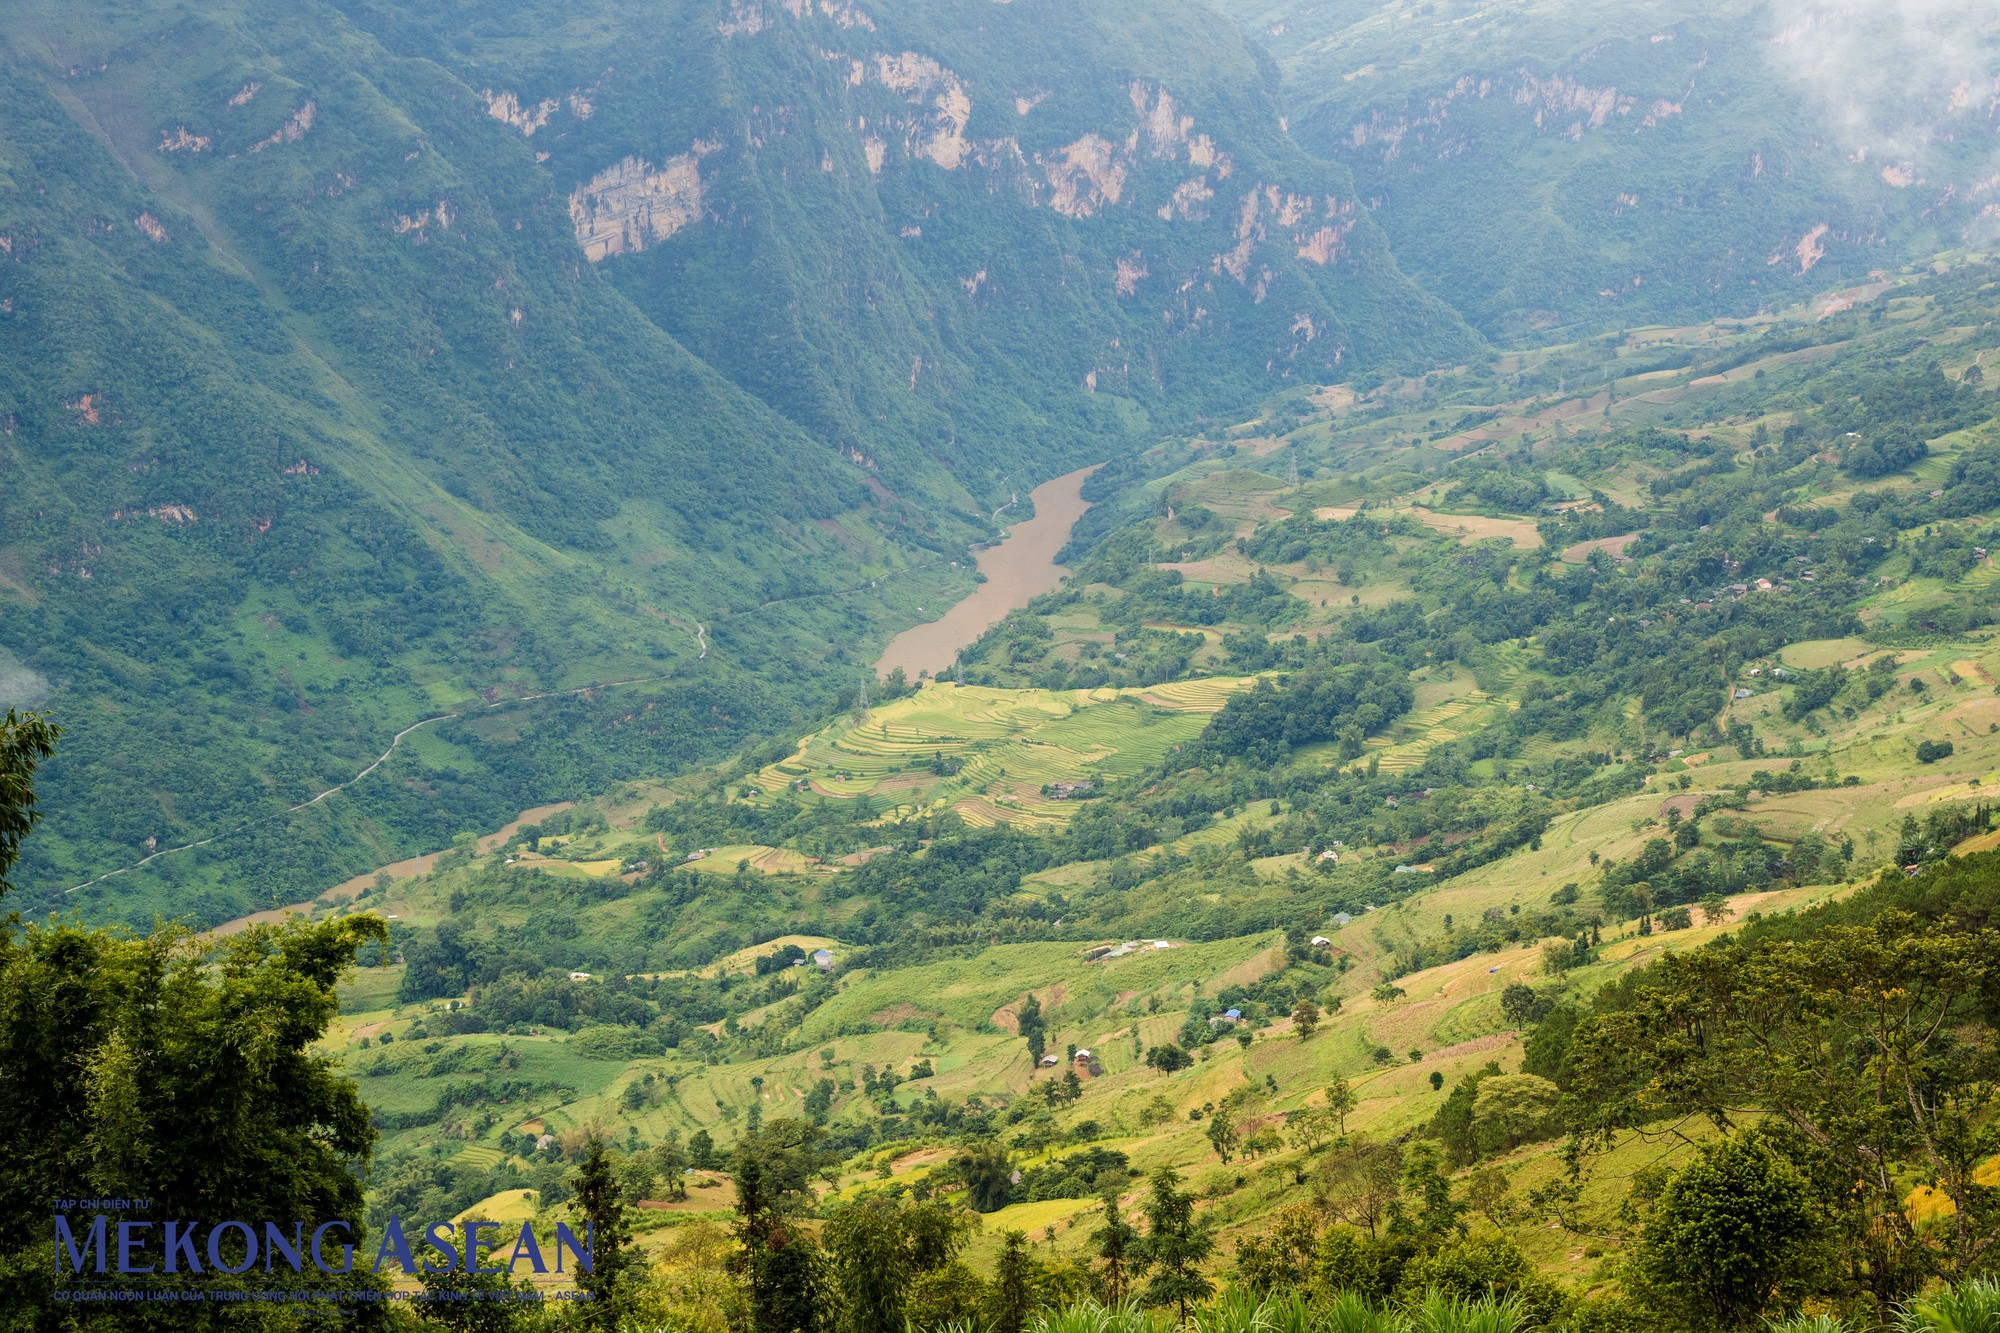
[
  {"xmin": 1732, "ymin": 662, "xmax": 1796, "ymax": 700},
  {"xmin": 1038, "ymin": 1048, "xmax": 1106, "ymax": 1075},
  {"xmin": 1082, "ymin": 939, "xmax": 1176, "ymax": 962}
]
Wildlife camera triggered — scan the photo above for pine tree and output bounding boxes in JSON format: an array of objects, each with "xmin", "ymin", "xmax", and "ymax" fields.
[
  {"xmin": 1017, "ymin": 993, "xmax": 1047, "ymax": 1065},
  {"xmin": 1089, "ymin": 1189, "xmax": 1145, "ymax": 1304},
  {"xmin": 569, "ymin": 1135, "xmax": 639, "ymax": 1329},
  {"xmin": 1139, "ymin": 1168, "xmax": 1215, "ymax": 1323},
  {"xmin": 992, "ymin": 1230, "xmax": 1039, "ymax": 1333}
]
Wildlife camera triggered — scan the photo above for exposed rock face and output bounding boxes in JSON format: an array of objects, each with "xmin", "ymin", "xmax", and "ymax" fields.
[
  {"xmin": 158, "ymin": 126, "xmax": 210, "ymax": 153},
  {"xmin": 569, "ymin": 153, "xmax": 704, "ymax": 261},
  {"xmin": 720, "ymin": 0, "xmax": 873, "ymax": 36},
  {"xmin": 484, "ymin": 88, "xmax": 595, "ymax": 136},
  {"xmin": 1045, "ymin": 134, "xmax": 1126, "ymax": 218},
  {"xmin": 1115, "ymin": 252, "xmax": 1147, "ymax": 295},
  {"xmin": 872, "ymin": 52, "xmax": 971, "ymax": 169},
  {"xmin": 249, "ymin": 101, "xmax": 315, "ymax": 152},
  {"xmin": 1795, "ymin": 223, "xmax": 1829, "ymax": 272},
  {"xmin": 485, "ymin": 90, "xmax": 559, "ymax": 135}
]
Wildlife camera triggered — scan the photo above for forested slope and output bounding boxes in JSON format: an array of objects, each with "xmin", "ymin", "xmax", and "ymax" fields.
[
  {"xmin": 1211, "ymin": 0, "xmax": 2000, "ymax": 341},
  {"xmin": 0, "ymin": 0, "xmax": 1469, "ymax": 919}
]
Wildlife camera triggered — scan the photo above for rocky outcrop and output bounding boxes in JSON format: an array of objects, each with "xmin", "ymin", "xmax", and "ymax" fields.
[{"xmin": 569, "ymin": 153, "xmax": 705, "ymax": 261}]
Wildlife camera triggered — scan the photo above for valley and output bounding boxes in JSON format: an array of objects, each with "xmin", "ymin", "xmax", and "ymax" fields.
[
  {"xmin": 878, "ymin": 466, "xmax": 1101, "ymax": 681},
  {"xmin": 6, "ymin": 0, "xmax": 2000, "ymax": 1327},
  {"xmin": 257, "ymin": 247, "xmax": 2000, "ymax": 1320}
]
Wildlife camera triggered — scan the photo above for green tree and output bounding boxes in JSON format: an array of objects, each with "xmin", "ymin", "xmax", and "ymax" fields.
[
  {"xmin": 955, "ymin": 1141, "xmax": 1014, "ymax": 1213},
  {"xmin": 992, "ymin": 1230, "xmax": 1040, "ymax": 1333},
  {"xmin": 825, "ymin": 1202, "xmax": 908, "ymax": 1333},
  {"xmin": 1088, "ymin": 1188, "xmax": 1144, "ymax": 1304},
  {"xmin": 1205, "ymin": 1104, "xmax": 1240, "ymax": 1162},
  {"xmin": 1468, "ymin": 1074, "xmax": 1562, "ymax": 1157},
  {"xmin": 823, "ymin": 1196, "xmax": 972, "ymax": 1333},
  {"xmin": 0, "ymin": 906, "xmax": 393, "ymax": 1323},
  {"xmin": 569, "ymin": 1135, "xmax": 639, "ymax": 1329},
  {"xmin": 1569, "ymin": 910, "xmax": 2000, "ymax": 1313},
  {"xmin": 0, "ymin": 710, "xmax": 57, "ymax": 898},
  {"xmin": 905, "ymin": 1262, "xmax": 989, "ymax": 1329},
  {"xmin": 1396, "ymin": 1235, "xmax": 1565, "ymax": 1324},
  {"xmin": 1317, "ymin": 1135, "xmax": 1403, "ymax": 1240},
  {"xmin": 1138, "ymin": 1167, "xmax": 1215, "ymax": 1323},
  {"xmin": 732, "ymin": 1121, "xmax": 833, "ymax": 1333},
  {"xmin": 417, "ymin": 1231, "xmax": 537, "ymax": 1331},
  {"xmin": 1018, "ymin": 993, "xmax": 1047, "ymax": 1065},
  {"xmin": 1466, "ymin": 1167, "xmax": 1512, "ymax": 1228},
  {"xmin": 1325, "ymin": 1077, "xmax": 1357, "ymax": 1133},
  {"xmin": 1286, "ymin": 1105, "xmax": 1339, "ymax": 1154},
  {"xmin": 654, "ymin": 1131, "xmax": 691, "ymax": 1200},
  {"xmin": 1398, "ymin": 1141, "xmax": 1467, "ymax": 1240},
  {"xmin": 1629, "ymin": 1136, "xmax": 1823, "ymax": 1330},
  {"xmin": 1233, "ymin": 1202, "xmax": 1321, "ymax": 1295},
  {"xmin": 1292, "ymin": 999, "xmax": 1321, "ymax": 1039}
]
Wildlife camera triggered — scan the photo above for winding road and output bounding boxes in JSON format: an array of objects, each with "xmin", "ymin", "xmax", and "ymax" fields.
[{"xmin": 61, "ymin": 670, "xmax": 684, "ymax": 896}]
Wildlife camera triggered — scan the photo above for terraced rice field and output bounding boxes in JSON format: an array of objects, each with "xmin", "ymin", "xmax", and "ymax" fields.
[
  {"xmin": 683, "ymin": 844, "xmax": 820, "ymax": 876},
  {"xmin": 1404, "ymin": 507, "xmax": 1544, "ymax": 548},
  {"xmin": 749, "ymin": 680, "xmax": 1253, "ymax": 826},
  {"xmin": 1359, "ymin": 689, "xmax": 1511, "ymax": 774}
]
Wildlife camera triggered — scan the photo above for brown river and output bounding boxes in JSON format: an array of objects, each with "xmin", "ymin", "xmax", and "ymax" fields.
[{"xmin": 875, "ymin": 463, "xmax": 1100, "ymax": 680}]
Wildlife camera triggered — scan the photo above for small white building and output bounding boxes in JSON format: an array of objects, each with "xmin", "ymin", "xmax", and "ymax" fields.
[
  {"xmin": 1074, "ymin": 1049, "xmax": 1092, "ymax": 1062},
  {"xmin": 1040, "ymin": 1053, "xmax": 1061, "ymax": 1067},
  {"xmin": 569, "ymin": 971, "xmax": 591, "ymax": 981},
  {"xmin": 1310, "ymin": 936, "xmax": 1333, "ymax": 948}
]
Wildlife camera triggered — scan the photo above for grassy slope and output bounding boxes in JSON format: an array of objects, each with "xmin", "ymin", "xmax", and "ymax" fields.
[{"xmin": 302, "ymin": 255, "xmax": 2000, "ymax": 1293}]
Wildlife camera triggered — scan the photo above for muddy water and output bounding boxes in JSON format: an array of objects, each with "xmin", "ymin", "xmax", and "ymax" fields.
[{"xmin": 876, "ymin": 464, "xmax": 1100, "ymax": 680}]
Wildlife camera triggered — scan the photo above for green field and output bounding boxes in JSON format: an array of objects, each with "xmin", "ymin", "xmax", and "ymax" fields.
[{"xmin": 747, "ymin": 680, "xmax": 1251, "ymax": 828}]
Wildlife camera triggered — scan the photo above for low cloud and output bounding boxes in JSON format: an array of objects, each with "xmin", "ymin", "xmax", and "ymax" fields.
[{"xmin": 1765, "ymin": 0, "xmax": 2000, "ymax": 211}]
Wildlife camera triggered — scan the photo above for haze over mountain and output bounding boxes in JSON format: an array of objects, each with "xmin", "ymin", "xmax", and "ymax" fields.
[
  {"xmin": 1212, "ymin": 0, "xmax": 2000, "ymax": 338},
  {"xmin": 0, "ymin": 0, "xmax": 1467, "ymax": 916},
  {"xmin": 8, "ymin": 0, "xmax": 2000, "ymax": 1328}
]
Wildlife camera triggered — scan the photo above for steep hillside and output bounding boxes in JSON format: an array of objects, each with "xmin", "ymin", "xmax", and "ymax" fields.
[
  {"xmin": 0, "ymin": 4, "xmax": 926, "ymax": 918},
  {"xmin": 0, "ymin": 0, "xmax": 1471, "ymax": 920},
  {"xmin": 313, "ymin": 255, "xmax": 2000, "ymax": 1305},
  {"xmin": 1212, "ymin": 0, "xmax": 2000, "ymax": 341},
  {"xmin": 333, "ymin": 0, "xmax": 1477, "ymax": 482}
]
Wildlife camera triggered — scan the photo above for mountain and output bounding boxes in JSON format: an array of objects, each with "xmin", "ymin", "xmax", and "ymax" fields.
[
  {"xmin": 1209, "ymin": 0, "xmax": 2000, "ymax": 340},
  {"xmin": 320, "ymin": 252, "xmax": 2000, "ymax": 1301},
  {"xmin": 0, "ymin": 0, "xmax": 1470, "ymax": 919},
  {"xmin": 332, "ymin": 0, "xmax": 1476, "ymax": 475}
]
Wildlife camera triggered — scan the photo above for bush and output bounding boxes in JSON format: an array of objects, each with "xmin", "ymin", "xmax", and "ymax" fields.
[
  {"xmin": 1397, "ymin": 1236, "xmax": 1567, "ymax": 1327},
  {"xmin": 1917, "ymin": 739, "xmax": 1955, "ymax": 764},
  {"xmin": 1630, "ymin": 1136, "xmax": 1823, "ymax": 1330},
  {"xmin": 1467, "ymin": 1075, "xmax": 1563, "ymax": 1156}
]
